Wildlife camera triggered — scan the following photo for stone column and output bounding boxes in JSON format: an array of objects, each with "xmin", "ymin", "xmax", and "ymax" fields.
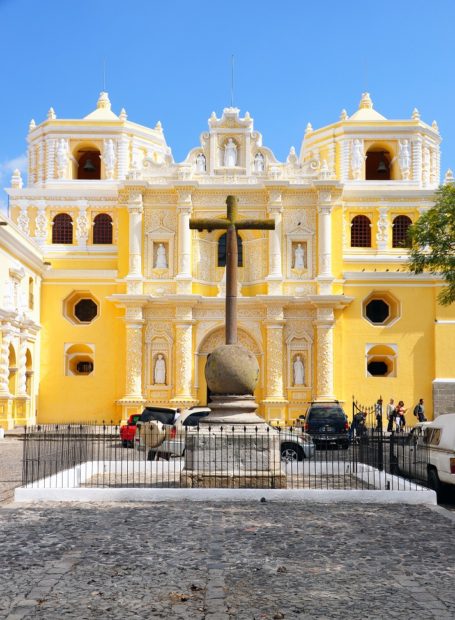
[
  {"xmin": 173, "ymin": 306, "xmax": 195, "ymax": 404},
  {"xmin": 316, "ymin": 191, "xmax": 334, "ymax": 295},
  {"xmin": 175, "ymin": 191, "xmax": 192, "ymax": 294},
  {"xmin": 124, "ymin": 306, "xmax": 144, "ymax": 400},
  {"xmin": 117, "ymin": 135, "xmax": 129, "ymax": 179},
  {"xmin": 412, "ymin": 136, "xmax": 422, "ymax": 184},
  {"xmin": 126, "ymin": 192, "xmax": 144, "ymax": 294},
  {"xmin": 266, "ymin": 191, "xmax": 283, "ymax": 295},
  {"xmin": 46, "ymin": 138, "xmax": 55, "ymax": 181},
  {"xmin": 314, "ymin": 307, "xmax": 335, "ymax": 401}
]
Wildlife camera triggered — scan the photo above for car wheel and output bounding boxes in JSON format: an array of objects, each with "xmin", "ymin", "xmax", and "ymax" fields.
[
  {"xmin": 147, "ymin": 450, "xmax": 156, "ymax": 461},
  {"xmin": 340, "ymin": 440, "xmax": 350, "ymax": 450},
  {"xmin": 122, "ymin": 440, "xmax": 128, "ymax": 448},
  {"xmin": 428, "ymin": 467, "xmax": 443, "ymax": 501},
  {"xmin": 281, "ymin": 443, "xmax": 304, "ymax": 462}
]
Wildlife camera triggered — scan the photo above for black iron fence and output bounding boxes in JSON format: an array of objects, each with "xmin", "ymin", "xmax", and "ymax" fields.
[{"xmin": 21, "ymin": 423, "xmax": 430, "ymax": 492}]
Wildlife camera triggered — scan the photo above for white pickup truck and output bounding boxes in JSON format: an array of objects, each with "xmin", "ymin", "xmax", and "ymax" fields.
[{"xmin": 395, "ymin": 413, "xmax": 455, "ymax": 499}]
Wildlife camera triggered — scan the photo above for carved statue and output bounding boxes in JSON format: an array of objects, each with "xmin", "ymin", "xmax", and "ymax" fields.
[
  {"xmin": 294, "ymin": 243, "xmax": 305, "ymax": 269},
  {"xmin": 155, "ymin": 243, "xmax": 168, "ymax": 269},
  {"xmin": 224, "ymin": 138, "xmax": 237, "ymax": 167},
  {"xmin": 293, "ymin": 354, "xmax": 305, "ymax": 386},
  {"xmin": 154, "ymin": 354, "xmax": 166, "ymax": 384},
  {"xmin": 103, "ymin": 139, "xmax": 116, "ymax": 179},
  {"xmin": 196, "ymin": 153, "xmax": 206, "ymax": 173},
  {"xmin": 254, "ymin": 152, "xmax": 265, "ymax": 173},
  {"xmin": 398, "ymin": 139, "xmax": 411, "ymax": 179},
  {"xmin": 56, "ymin": 138, "xmax": 68, "ymax": 178},
  {"xmin": 351, "ymin": 139, "xmax": 364, "ymax": 179}
]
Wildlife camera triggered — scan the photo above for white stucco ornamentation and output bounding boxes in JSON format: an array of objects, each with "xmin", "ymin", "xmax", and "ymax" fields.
[
  {"xmin": 125, "ymin": 325, "xmax": 143, "ymax": 398},
  {"xmin": 175, "ymin": 323, "xmax": 193, "ymax": 399},
  {"xmin": 351, "ymin": 139, "xmax": 364, "ymax": 180},
  {"xmin": 17, "ymin": 334, "xmax": 28, "ymax": 396},
  {"xmin": 102, "ymin": 139, "xmax": 116, "ymax": 179},
  {"xmin": 56, "ymin": 138, "xmax": 69, "ymax": 179},
  {"xmin": 11, "ymin": 169, "xmax": 23, "ymax": 189},
  {"xmin": 265, "ymin": 324, "xmax": 285, "ymax": 399},
  {"xmin": 34, "ymin": 204, "xmax": 48, "ymax": 245},
  {"xmin": 17, "ymin": 205, "xmax": 30, "ymax": 236},
  {"xmin": 376, "ymin": 207, "xmax": 389, "ymax": 251},
  {"xmin": 0, "ymin": 328, "xmax": 12, "ymax": 395},
  {"xmin": 398, "ymin": 139, "xmax": 411, "ymax": 180},
  {"xmin": 76, "ymin": 203, "xmax": 90, "ymax": 246}
]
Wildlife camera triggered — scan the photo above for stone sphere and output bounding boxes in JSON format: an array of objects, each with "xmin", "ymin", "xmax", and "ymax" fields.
[{"xmin": 205, "ymin": 344, "xmax": 259, "ymax": 395}]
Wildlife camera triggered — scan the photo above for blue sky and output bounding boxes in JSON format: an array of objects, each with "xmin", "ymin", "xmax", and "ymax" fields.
[{"xmin": 1, "ymin": 0, "xmax": 455, "ymax": 210}]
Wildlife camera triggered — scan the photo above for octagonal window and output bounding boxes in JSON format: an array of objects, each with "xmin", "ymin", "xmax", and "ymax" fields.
[
  {"xmin": 74, "ymin": 299, "xmax": 98, "ymax": 323},
  {"xmin": 362, "ymin": 292, "xmax": 400, "ymax": 327},
  {"xmin": 63, "ymin": 291, "xmax": 100, "ymax": 325},
  {"xmin": 366, "ymin": 344, "xmax": 397, "ymax": 378}
]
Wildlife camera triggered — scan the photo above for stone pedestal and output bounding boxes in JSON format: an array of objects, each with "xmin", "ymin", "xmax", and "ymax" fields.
[{"xmin": 180, "ymin": 425, "xmax": 286, "ymax": 489}]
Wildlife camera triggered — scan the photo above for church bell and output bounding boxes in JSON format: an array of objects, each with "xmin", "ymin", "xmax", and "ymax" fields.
[
  {"xmin": 376, "ymin": 157, "xmax": 388, "ymax": 174},
  {"xmin": 83, "ymin": 158, "xmax": 96, "ymax": 172}
]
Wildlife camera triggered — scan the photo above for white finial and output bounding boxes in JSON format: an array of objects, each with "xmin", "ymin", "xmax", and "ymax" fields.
[
  {"xmin": 119, "ymin": 107, "xmax": 128, "ymax": 121},
  {"xmin": 412, "ymin": 108, "xmax": 420, "ymax": 121},
  {"xmin": 29, "ymin": 119, "xmax": 36, "ymax": 132},
  {"xmin": 244, "ymin": 111, "xmax": 251, "ymax": 120},
  {"xmin": 444, "ymin": 168, "xmax": 454, "ymax": 185},
  {"xmin": 359, "ymin": 92, "xmax": 373, "ymax": 109},
  {"xmin": 210, "ymin": 111, "xmax": 217, "ymax": 119},
  {"xmin": 11, "ymin": 169, "xmax": 23, "ymax": 189},
  {"xmin": 155, "ymin": 121, "xmax": 163, "ymax": 132},
  {"xmin": 47, "ymin": 107, "xmax": 56, "ymax": 120},
  {"xmin": 97, "ymin": 91, "xmax": 111, "ymax": 110},
  {"xmin": 432, "ymin": 120, "xmax": 439, "ymax": 133},
  {"xmin": 305, "ymin": 122, "xmax": 313, "ymax": 134},
  {"xmin": 340, "ymin": 109, "xmax": 348, "ymax": 121}
]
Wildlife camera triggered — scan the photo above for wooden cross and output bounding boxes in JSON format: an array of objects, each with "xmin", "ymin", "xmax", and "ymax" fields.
[{"xmin": 190, "ymin": 195, "xmax": 275, "ymax": 345}]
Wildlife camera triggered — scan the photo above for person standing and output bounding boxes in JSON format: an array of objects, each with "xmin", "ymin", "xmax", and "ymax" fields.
[
  {"xmin": 395, "ymin": 401, "xmax": 406, "ymax": 432},
  {"xmin": 386, "ymin": 398, "xmax": 395, "ymax": 432},
  {"xmin": 413, "ymin": 398, "xmax": 427, "ymax": 422},
  {"xmin": 375, "ymin": 398, "xmax": 383, "ymax": 431}
]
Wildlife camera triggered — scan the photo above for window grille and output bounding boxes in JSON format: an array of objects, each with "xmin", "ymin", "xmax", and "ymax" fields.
[
  {"xmin": 350, "ymin": 215, "xmax": 371, "ymax": 247},
  {"xmin": 217, "ymin": 233, "xmax": 243, "ymax": 267},
  {"xmin": 93, "ymin": 213, "xmax": 113, "ymax": 244},
  {"xmin": 52, "ymin": 213, "xmax": 73, "ymax": 244},
  {"xmin": 392, "ymin": 215, "xmax": 412, "ymax": 248}
]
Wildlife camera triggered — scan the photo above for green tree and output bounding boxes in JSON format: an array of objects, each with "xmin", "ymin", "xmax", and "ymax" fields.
[{"xmin": 408, "ymin": 184, "xmax": 455, "ymax": 305}]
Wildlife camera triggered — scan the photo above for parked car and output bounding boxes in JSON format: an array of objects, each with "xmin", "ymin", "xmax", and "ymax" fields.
[
  {"xmin": 301, "ymin": 402, "xmax": 350, "ymax": 449},
  {"xmin": 134, "ymin": 407, "xmax": 210, "ymax": 459},
  {"xmin": 119, "ymin": 414, "xmax": 141, "ymax": 447},
  {"xmin": 393, "ymin": 414, "xmax": 455, "ymax": 499},
  {"xmin": 279, "ymin": 430, "xmax": 315, "ymax": 461}
]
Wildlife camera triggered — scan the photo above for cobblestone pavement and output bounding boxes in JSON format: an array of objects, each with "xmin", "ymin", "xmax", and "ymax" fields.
[
  {"xmin": 1, "ymin": 501, "xmax": 455, "ymax": 619},
  {"xmin": 0, "ymin": 439, "xmax": 23, "ymax": 504}
]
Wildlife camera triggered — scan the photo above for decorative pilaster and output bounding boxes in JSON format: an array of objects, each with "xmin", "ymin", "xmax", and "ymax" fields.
[
  {"xmin": 412, "ymin": 137, "xmax": 422, "ymax": 184},
  {"xmin": 117, "ymin": 135, "xmax": 129, "ymax": 179},
  {"xmin": 266, "ymin": 191, "xmax": 283, "ymax": 295},
  {"xmin": 16, "ymin": 200, "xmax": 30, "ymax": 237},
  {"xmin": 34, "ymin": 201, "xmax": 48, "ymax": 247},
  {"xmin": 75, "ymin": 201, "xmax": 90, "ymax": 249},
  {"xmin": 173, "ymin": 306, "xmax": 195, "ymax": 403},
  {"xmin": 46, "ymin": 138, "xmax": 55, "ymax": 181},
  {"xmin": 37, "ymin": 141, "xmax": 44, "ymax": 185},
  {"xmin": 314, "ymin": 307, "xmax": 335, "ymax": 401},
  {"xmin": 124, "ymin": 306, "xmax": 144, "ymax": 400},
  {"xmin": 126, "ymin": 192, "xmax": 144, "ymax": 294},
  {"xmin": 264, "ymin": 305, "xmax": 286, "ymax": 401},
  {"xmin": 0, "ymin": 326, "xmax": 12, "ymax": 396},
  {"xmin": 16, "ymin": 331, "xmax": 28, "ymax": 397},
  {"xmin": 340, "ymin": 139, "xmax": 350, "ymax": 181},
  {"xmin": 176, "ymin": 191, "xmax": 193, "ymax": 294},
  {"xmin": 316, "ymin": 191, "xmax": 334, "ymax": 295},
  {"xmin": 376, "ymin": 207, "xmax": 389, "ymax": 251}
]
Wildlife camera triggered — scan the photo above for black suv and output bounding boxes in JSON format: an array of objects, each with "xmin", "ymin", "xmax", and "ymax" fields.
[{"xmin": 302, "ymin": 402, "xmax": 350, "ymax": 449}]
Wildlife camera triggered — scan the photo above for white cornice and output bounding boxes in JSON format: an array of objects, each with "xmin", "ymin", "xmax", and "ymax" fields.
[
  {"xmin": 343, "ymin": 271, "xmax": 441, "ymax": 281},
  {"xmin": 0, "ymin": 217, "xmax": 44, "ymax": 274},
  {"xmin": 43, "ymin": 269, "xmax": 118, "ymax": 281}
]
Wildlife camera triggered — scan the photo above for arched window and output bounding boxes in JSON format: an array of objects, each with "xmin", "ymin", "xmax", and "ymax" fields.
[
  {"xmin": 351, "ymin": 215, "xmax": 371, "ymax": 248},
  {"xmin": 93, "ymin": 213, "xmax": 113, "ymax": 244},
  {"xmin": 392, "ymin": 215, "xmax": 412, "ymax": 248},
  {"xmin": 76, "ymin": 150, "xmax": 101, "ymax": 180},
  {"xmin": 52, "ymin": 213, "xmax": 73, "ymax": 244},
  {"xmin": 365, "ymin": 149, "xmax": 391, "ymax": 180},
  {"xmin": 217, "ymin": 232, "xmax": 243, "ymax": 267}
]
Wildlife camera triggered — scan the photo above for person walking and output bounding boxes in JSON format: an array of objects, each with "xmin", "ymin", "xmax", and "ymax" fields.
[
  {"xmin": 375, "ymin": 398, "xmax": 383, "ymax": 431},
  {"xmin": 386, "ymin": 398, "xmax": 395, "ymax": 432},
  {"xmin": 395, "ymin": 401, "xmax": 406, "ymax": 432},
  {"xmin": 413, "ymin": 398, "xmax": 427, "ymax": 422}
]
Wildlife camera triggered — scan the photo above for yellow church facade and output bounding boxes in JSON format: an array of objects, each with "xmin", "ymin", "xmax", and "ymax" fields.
[{"xmin": 1, "ymin": 91, "xmax": 455, "ymax": 429}]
